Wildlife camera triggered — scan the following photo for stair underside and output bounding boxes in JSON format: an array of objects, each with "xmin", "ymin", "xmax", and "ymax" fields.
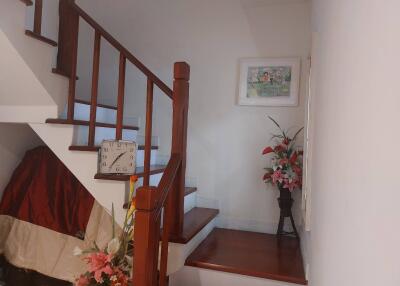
[
  {"xmin": 185, "ymin": 228, "xmax": 307, "ymax": 285},
  {"xmin": 46, "ymin": 118, "xmax": 139, "ymax": 130},
  {"xmin": 169, "ymin": 207, "xmax": 219, "ymax": 244}
]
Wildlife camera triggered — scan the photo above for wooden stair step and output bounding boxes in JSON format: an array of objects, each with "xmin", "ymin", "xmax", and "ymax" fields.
[
  {"xmin": 185, "ymin": 228, "xmax": 308, "ymax": 285},
  {"xmin": 74, "ymin": 98, "xmax": 117, "ymax": 110},
  {"xmin": 69, "ymin": 145, "xmax": 158, "ymax": 152},
  {"xmin": 45, "ymin": 118, "xmax": 139, "ymax": 131},
  {"xmin": 52, "ymin": 68, "xmax": 79, "ymax": 80},
  {"xmin": 25, "ymin": 30, "xmax": 57, "ymax": 46},
  {"xmin": 19, "ymin": 0, "xmax": 33, "ymax": 6},
  {"xmin": 123, "ymin": 187, "xmax": 197, "ymax": 209},
  {"xmin": 94, "ymin": 164, "xmax": 166, "ymax": 181},
  {"xmin": 169, "ymin": 207, "xmax": 219, "ymax": 244},
  {"xmin": 184, "ymin": 186, "xmax": 197, "ymax": 196}
]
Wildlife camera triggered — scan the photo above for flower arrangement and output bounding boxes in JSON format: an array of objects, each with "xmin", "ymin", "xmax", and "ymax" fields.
[
  {"xmin": 74, "ymin": 176, "xmax": 138, "ymax": 286},
  {"xmin": 262, "ymin": 116, "xmax": 303, "ymax": 192}
]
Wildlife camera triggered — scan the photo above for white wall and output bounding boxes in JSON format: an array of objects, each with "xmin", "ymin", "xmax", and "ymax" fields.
[
  {"xmin": 0, "ymin": 0, "xmax": 67, "ymax": 117},
  {"xmin": 309, "ymin": 0, "xmax": 400, "ymax": 285},
  {"xmin": 75, "ymin": 0, "xmax": 311, "ymax": 233},
  {"xmin": 0, "ymin": 124, "xmax": 44, "ymax": 200}
]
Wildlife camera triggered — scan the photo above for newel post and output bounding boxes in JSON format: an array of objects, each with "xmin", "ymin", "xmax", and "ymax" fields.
[
  {"xmin": 133, "ymin": 186, "xmax": 160, "ymax": 286},
  {"xmin": 169, "ymin": 62, "xmax": 190, "ymax": 237}
]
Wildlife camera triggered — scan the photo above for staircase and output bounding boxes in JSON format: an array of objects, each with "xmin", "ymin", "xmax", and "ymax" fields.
[{"xmin": 1, "ymin": 1, "xmax": 307, "ymax": 285}]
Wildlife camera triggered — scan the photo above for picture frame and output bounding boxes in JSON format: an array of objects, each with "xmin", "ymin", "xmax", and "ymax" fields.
[{"xmin": 238, "ymin": 57, "xmax": 301, "ymax": 107}]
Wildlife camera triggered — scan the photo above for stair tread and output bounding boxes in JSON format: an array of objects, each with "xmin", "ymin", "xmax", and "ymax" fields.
[
  {"xmin": 20, "ymin": 0, "xmax": 33, "ymax": 6},
  {"xmin": 74, "ymin": 98, "xmax": 117, "ymax": 110},
  {"xmin": 46, "ymin": 118, "xmax": 139, "ymax": 131},
  {"xmin": 52, "ymin": 68, "xmax": 79, "ymax": 80},
  {"xmin": 185, "ymin": 228, "xmax": 307, "ymax": 285},
  {"xmin": 169, "ymin": 207, "xmax": 219, "ymax": 244},
  {"xmin": 94, "ymin": 164, "xmax": 166, "ymax": 181},
  {"xmin": 25, "ymin": 30, "xmax": 57, "ymax": 46},
  {"xmin": 184, "ymin": 187, "xmax": 197, "ymax": 196},
  {"xmin": 69, "ymin": 145, "xmax": 158, "ymax": 151},
  {"xmin": 123, "ymin": 187, "xmax": 197, "ymax": 209}
]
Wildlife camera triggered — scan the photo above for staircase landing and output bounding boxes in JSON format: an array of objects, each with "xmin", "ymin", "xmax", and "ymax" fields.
[{"xmin": 185, "ymin": 228, "xmax": 307, "ymax": 285}]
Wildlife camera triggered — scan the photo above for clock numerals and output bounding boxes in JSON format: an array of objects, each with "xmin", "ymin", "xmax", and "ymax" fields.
[{"xmin": 100, "ymin": 140, "xmax": 137, "ymax": 174}]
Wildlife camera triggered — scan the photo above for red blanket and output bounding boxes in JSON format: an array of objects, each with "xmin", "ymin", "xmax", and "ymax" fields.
[{"xmin": 0, "ymin": 146, "xmax": 94, "ymax": 239}]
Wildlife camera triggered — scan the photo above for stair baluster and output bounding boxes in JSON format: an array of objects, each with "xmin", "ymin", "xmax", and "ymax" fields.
[
  {"xmin": 116, "ymin": 53, "xmax": 126, "ymax": 140},
  {"xmin": 66, "ymin": 5, "xmax": 79, "ymax": 121},
  {"xmin": 144, "ymin": 79, "xmax": 154, "ymax": 186},
  {"xmin": 88, "ymin": 31, "xmax": 101, "ymax": 146},
  {"xmin": 33, "ymin": 0, "xmax": 42, "ymax": 34}
]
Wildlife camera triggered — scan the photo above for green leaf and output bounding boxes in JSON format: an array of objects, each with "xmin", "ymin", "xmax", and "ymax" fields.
[
  {"xmin": 112, "ymin": 203, "xmax": 115, "ymax": 239},
  {"xmin": 268, "ymin": 116, "xmax": 281, "ymax": 129},
  {"xmin": 291, "ymin": 127, "xmax": 304, "ymax": 143}
]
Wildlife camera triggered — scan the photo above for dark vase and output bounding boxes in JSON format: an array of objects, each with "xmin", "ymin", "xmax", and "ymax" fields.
[{"xmin": 277, "ymin": 187, "xmax": 299, "ymax": 238}]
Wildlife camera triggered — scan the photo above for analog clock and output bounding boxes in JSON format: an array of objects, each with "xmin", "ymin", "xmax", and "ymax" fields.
[{"xmin": 99, "ymin": 140, "xmax": 136, "ymax": 174}]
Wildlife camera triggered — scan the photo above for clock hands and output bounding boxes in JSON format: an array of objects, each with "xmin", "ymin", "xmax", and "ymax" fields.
[{"xmin": 109, "ymin": 151, "xmax": 127, "ymax": 170}]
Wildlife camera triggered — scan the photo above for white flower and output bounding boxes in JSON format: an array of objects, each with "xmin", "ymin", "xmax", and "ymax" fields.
[
  {"xmin": 73, "ymin": 246, "xmax": 83, "ymax": 256},
  {"xmin": 107, "ymin": 238, "xmax": 120, "ymax": 255},
  {"xmin": 110, "ymin": 275, "xmax": 118, "ymax": 282}
]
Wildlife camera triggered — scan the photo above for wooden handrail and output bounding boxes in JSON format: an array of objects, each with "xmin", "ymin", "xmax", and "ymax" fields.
[{"xmin": 69, "ymin": 2, "xmax": 173, "ymax": 98}]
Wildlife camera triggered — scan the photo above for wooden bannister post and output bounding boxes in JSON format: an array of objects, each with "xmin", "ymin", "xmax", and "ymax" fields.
[
  {"xmin": 169, "ymin": 62, "xmax": 190, "ymax": 237},
  {"xmin": 133, "ymin": 186, "xmax": 161, "ymax": 286},
  {"xmin": 33, "ymin": 0, "xmax": 43, "ymax": 34}
]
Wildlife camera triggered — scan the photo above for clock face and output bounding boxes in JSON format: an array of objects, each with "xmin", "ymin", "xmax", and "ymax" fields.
[{"xmin": 99, "ymin": 140, "xmax": 136, "ymax": 174}]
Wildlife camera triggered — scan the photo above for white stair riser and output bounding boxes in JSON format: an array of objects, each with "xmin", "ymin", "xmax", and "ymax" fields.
[
  {"xmin": 72, "ymin": 126, "xmax": 137, "ymax": 146},
  {"xmin": 61, "ymin": 103, "xmax": 140, "ymax": 127},
  {"xmin": 184, "ymin": 192, "xmax": 197, "ymax": 214},
  {"xmin": 170, "ymin": 267, "xmax": 299, "ymax": 286}
]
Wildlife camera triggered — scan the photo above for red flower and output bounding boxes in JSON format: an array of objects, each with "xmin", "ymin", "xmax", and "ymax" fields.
[
  {"xmin": 262, "ymin": 146, "xmax": 274, "ymax": 155},
  {"xmin": 76, "ymin": 276, "xmax": 90, "ymax": 286},
  {"xmin": 282, "ymin": 138, "xmax": 291, "ymax": 145},
  {"xmin": 274, "ymin": 144, "xmax": 287, "ymax": 152},
  {"xmin": 263, "ymin": 172, "xmax": 272, "ymax": 181},
  {"xmin": 283, "ymin": 179, "xmax": 300, "ymax": 192},
  {"xmin": 289, "ymin": 152, "xmax": 298, "ymax": 164},
  {"xmin": 279, "ymin": 158, "xmax": 289, "ymax": 166},
  {"xmin": 271, "ymin": 170, "xmax": 284, "ymax": 184},
  {"xmin": 85, "ymin": 252, "xmax": 113, "ymax": 283},
  {"xmin": 292, "ymin": 164, "xmax": 302, "ymax": 176}
]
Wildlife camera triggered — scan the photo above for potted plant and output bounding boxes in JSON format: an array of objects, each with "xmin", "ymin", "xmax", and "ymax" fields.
[
  {"xmin": 74, "ymin": 176, "xmax": 138, "ymax": 286},
  {"xmin": 262, "ymin": 116, "xmax": 303, "ymax": 238}
]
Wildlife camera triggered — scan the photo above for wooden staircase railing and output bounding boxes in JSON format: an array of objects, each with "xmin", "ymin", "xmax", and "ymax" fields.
[
  {"xmin": 134, "ymin": 153, "xmax": 182, "ymax": 286},
  {"xmin": 22, "ymin": 0, "xmax": 190, "ymax": 285}
]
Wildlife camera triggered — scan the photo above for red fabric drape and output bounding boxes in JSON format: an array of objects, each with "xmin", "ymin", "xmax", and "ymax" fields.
[{"xmin": 0, "ymin": 146, "xmax": 94, "ymax": 239}]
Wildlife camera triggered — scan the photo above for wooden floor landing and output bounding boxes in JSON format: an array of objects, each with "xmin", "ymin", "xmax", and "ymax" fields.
[{"xmin": 185, "ymin": 228, "xmax": 307, "ymax": 285}]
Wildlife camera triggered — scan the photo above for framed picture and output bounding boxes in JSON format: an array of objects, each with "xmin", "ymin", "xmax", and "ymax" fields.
[{"xmin": 238, "ymin": 57, "xmax": 301, "ymax": 107}]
